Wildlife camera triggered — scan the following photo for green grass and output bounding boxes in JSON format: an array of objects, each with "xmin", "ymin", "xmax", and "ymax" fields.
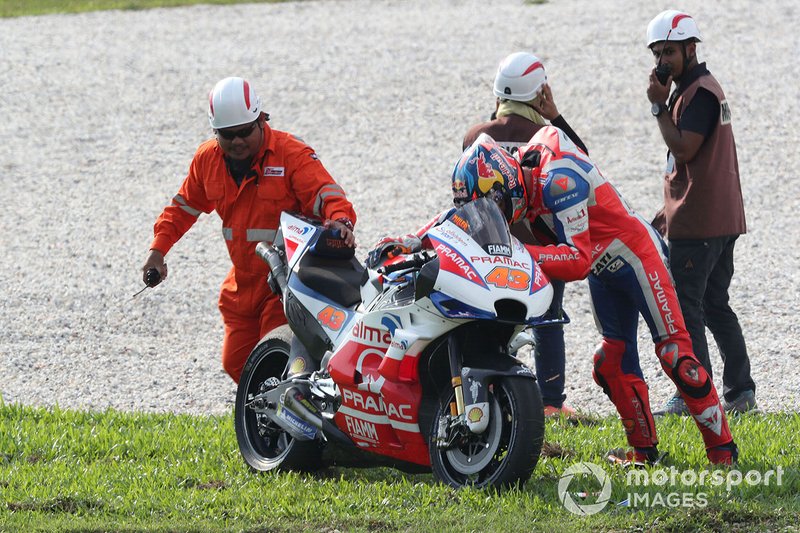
[
  {"xmin": 0, "ymin": 0, "xmax": 288, "ymax": 18},
  {"xmin": 1, "ymin": 404, "xmax": 798, "ymax": 532}
]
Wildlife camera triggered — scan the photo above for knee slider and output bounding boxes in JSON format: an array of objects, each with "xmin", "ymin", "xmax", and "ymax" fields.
[
  {"xmin": 592, "ymin": 339, "xmax": 625, "ymax": 394},
  {"xmin": 673, "ymin": 355, "xmax": 712, "ymax": 398},
  {"xmin": 592, "ymin": 345, "xmax": 606, "ymax": 390}
]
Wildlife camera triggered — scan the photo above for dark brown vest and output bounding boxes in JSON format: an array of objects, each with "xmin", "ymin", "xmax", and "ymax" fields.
[{"xmin": 664, "ymin": 74, "xmax": 746, "ymax": 239}]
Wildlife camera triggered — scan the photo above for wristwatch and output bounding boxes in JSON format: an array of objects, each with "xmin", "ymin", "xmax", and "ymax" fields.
[{"xmin": 651, "ymin": 102, "xmax": 667, "ymax": 117}]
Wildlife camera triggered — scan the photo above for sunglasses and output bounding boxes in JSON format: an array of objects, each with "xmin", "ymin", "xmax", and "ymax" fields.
[{"xmin": 216, "ymin": 121, "xmax": 259, "ymax": 140}]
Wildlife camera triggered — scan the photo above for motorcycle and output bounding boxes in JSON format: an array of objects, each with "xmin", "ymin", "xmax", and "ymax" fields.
[{"xmin": 234, "ymin": 197, "xmax": 562, "ymax": 489}]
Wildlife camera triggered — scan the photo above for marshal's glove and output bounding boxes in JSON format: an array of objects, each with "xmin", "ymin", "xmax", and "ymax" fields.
[{"xmin": 366, "ymin": 234, "xmax": 422, "ymax": 269}]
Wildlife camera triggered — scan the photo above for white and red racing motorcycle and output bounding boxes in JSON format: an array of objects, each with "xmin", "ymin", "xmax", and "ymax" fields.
[{"xmin": 235, "ymin": 197, "xmax": 561, "ymax": 489}]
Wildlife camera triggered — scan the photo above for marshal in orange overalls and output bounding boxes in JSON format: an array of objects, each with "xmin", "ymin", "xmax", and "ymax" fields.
[{"xmin": 150, "ymin": 123, "xmax": 356, "ymax": 382}]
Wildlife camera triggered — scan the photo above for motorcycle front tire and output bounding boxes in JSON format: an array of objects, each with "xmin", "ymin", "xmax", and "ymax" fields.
[
  {"xmin": 234, "ymin": 325, "xmax": 323, "ymax": 472},
  {"xmin": 429, "ymin": 376, "xmax": 544, "ymax": 490}
]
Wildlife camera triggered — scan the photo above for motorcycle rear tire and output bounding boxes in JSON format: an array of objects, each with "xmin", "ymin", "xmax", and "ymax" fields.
[
  {"xmin": 429, "ymin": 376, "xmax": 544, "ymax": 489},
  {"xmin": 235, "ymin": 325, "xmax": 323, "ymax": 472}
]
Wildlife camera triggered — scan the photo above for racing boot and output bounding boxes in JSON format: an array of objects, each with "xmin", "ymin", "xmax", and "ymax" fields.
[{"xmin": 656, "ymin": 342, "xmax": 736, "ymax": 464}]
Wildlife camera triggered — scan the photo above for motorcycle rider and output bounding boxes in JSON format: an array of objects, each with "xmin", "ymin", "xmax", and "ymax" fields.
[
  {"xmin": 449, "ymin": 131, "xmax": 738, "ymax": 465},
  {"xmin": 141, "ymin": 77, "xmax": 357, "ymax": 383}
]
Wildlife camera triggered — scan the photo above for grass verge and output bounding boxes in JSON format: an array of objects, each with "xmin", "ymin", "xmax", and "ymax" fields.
[{"xmin": 1, "ymin": 404, "xmax": 798, "ymax": 532}]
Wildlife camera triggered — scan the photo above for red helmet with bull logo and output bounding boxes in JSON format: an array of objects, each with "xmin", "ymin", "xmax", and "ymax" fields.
[{"xmin": 451, "ymin": 133, "xmax": 528, "ymax": 223}]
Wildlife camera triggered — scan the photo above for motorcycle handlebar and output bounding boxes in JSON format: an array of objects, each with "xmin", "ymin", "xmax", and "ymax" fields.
[{"xmin": 378, "ymin": 252, "xmax": 433, "ymax": 275}]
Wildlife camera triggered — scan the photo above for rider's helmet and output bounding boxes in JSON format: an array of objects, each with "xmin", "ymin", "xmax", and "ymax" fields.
[
  {"xmin": 646, "ymin": 10, "xmax": 702, "ymax": 48},
  {"xmin": 208, "ymin": 77, "xmax": 262, "ymax": 129},
  {"xmin": 493, "ymin": 52, "xmax": 547, "ymax": 102},
  {"xmin": 452, "ymin": 133, "xmax": 528, "ymax": 223}
]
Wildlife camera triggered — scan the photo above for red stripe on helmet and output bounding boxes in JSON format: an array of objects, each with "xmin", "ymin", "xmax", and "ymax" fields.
[
  {"xmin": 522, "ymin": 61, "xmax": 543, "ymax": 76},
  {"xmin": 672, "ymin": 14, "xmax": 691, "ymax": 29},
  {"xmin": 208, "ymin": 93, "xmax": 214, "ymax": 117},
  {"xmin": 242, "ymin": 80, "xmax": 251, "ymax": 109}
]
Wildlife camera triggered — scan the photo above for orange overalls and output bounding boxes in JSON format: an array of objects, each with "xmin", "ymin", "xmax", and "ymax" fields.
[{"xmin": 150, "ymin": 124, "xmax": 356, "ymax": 382}]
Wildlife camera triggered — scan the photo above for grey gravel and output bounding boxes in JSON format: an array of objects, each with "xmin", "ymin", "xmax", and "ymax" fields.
[{"xmin": 1, "ymin": 0, "xmax": 798, "ymax": 417}]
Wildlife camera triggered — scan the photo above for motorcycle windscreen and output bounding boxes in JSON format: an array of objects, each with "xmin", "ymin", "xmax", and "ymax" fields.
[{"xmin": 445, "ymin": 197, "xmax": 513, "ymax": 255}]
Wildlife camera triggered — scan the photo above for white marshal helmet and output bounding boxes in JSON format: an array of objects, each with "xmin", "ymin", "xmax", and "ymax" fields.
[
  {"xmin": 492, "ymin": 52, "xmax": 547, "ymax": 102},
  {"xmin": 646, "ymin": 10, "xmax": 702, "ymax": 47},
  {"xmin": 207, "ymin": 77, "xmax": 262, "ymax": 129}
]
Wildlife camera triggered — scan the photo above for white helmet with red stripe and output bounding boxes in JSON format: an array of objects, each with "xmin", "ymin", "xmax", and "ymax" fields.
[
  {"xmin": 207, "ymin": 77, "xmax": 262, "ymax": 129},
  {"xmin": 646, "ymin": 10, "xmax": 702, "ymax": 47},
  {"xmin": 493, "ymin": 52, "xmax": 547, "ymax": 102}
]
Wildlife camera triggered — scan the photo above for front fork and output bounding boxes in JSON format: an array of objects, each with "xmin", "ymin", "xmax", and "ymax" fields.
[{"xmin": 436, "ymin": 334, "xmax": 493, "ymax": 448}]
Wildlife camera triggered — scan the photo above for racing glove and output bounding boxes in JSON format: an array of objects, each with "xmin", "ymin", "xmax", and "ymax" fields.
[{"xmin": 366, "ymin": 234, "xmax": 422, "ymax": 269}]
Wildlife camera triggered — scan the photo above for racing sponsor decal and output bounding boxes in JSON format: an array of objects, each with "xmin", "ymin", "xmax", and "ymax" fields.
[
  {"xmin": 436, "ymin": 227, "xmax": 469, "ymax": 247},
  {"xmin": 264, "ymin": 166, "xmax": 285, "ymax": 177},
  {"xmin": 607, "ymin": 259, "xmax": 624, "ymax": 273},
  {"xmin": 473, "ymin": 151, "xmax": 504, "ymax": 194},
  {"xmin": 649, "ymin": 271, "xmax": 679, "ymax": 335},
  {"xmin": 381, "ymin": 313, "xmax": 402, "ymax": 336},
  {"xmin": 694, "ymin": 405, "xmax": 724, "ymax": 436},
  {"xmin": 631, "ymin": 395, "xmax": 650, "ymax": 439},
  {"xmin": 530, "ymin": 264, "xmax": 548, "ymax": 295},
  {"xmin": 469, "ymin": 379, "xmax": 482, "ymax": 403},
  {"xmin": 344, "ymin": 414, "xmax": 379, "ymax": 442},
  {"xmin": 286, "ymin": 224, "xmax": 312, "ymax": 236},
  {"xmin": 288, "ymin": 357, "xmax": 306, "ymax": 375},
  {"xmin": 450, "ymin": 214, "xmax": 470, "ymax": 232},
  {"xmin": 552, "ymin": 192, "xmax": 580, "ymax": 206},
  {"xmin": 470, "ymin": 255, "xmax": 530, "ymax": 269},
  {"xmin": 355, "ymin": 348, "xmax": 384, "ymax": 388},
  {"xmin": 351, "ymin": 321, "xmax": 393, "ymax": 345},
  {"xmin": 283, "ymin": 238, "xmax": 299, "ymax": 262},
  {"xmin": 467, "ymin": 407, "xmax": 484, "ymax": 424},
  {"xmin": 429, "ymin": 236, "xmax": 487, "ymax": 288},
  {"xmin": 452, "ymin": 176, "xmax": 469, "ymax": 206},
  {"xmin": 342, "ymin": 388, "xmax": 413, "ymax": 421},
  {"xmin": 592, "ymin": 252, "xmax": 612, "ymax": 275},
  {"xmin": 537, "ymin": 250, "xmax": 581, "ymax": 262},
  {"xmin": 485, "ymin": 243, "xmax": 512, "ymax": 256},
  {"xmin": 549, "ymin": 173, "xmax": 576, "ymax": 195}
]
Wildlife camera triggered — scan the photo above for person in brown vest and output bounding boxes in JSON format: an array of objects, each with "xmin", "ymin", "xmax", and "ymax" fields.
[
  {"xmin": 462, "ymin": 52, "xmax": 588, "ymax": 418},
  {"xmin": 645, "ymin": 10, "xmax": 757, "ymax": 416}
]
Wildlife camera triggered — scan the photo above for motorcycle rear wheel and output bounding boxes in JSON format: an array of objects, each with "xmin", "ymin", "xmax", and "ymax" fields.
[
  {"xmin": 429, "ymin": 377, "xmax": 544, "ymax": 489},
  {"xmin": 234, "ymin": 325, "xmax": 323, "ymax": 472}
]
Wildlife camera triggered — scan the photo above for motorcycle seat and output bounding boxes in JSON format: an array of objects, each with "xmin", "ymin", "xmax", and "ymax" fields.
[{"xmin": 296, "ymin": 254, "xmax": 364, "ymax": 307}]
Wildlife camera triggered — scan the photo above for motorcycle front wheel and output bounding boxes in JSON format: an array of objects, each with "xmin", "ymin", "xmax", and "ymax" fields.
[
  {"xmin": 429, "ymin": 377, "xmax": 544, "ymax": 489},
  {"xmin": 234, "ymin": 325, "xmax": 323, "ymax": 472}
]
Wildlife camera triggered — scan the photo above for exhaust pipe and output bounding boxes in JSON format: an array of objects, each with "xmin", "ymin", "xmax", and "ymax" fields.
[
  {"xmin": 256, "ymin": 242, "xmax": 288, "ymax": 295},
  {"xmin": 283, "ymin": 389, "xmax": 355, "ymax": 447}
]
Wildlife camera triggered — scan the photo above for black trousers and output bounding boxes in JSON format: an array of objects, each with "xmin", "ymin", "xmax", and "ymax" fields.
[{"xmin": 669, "ymin": 235, "xmax": 755, "ymax": 401}]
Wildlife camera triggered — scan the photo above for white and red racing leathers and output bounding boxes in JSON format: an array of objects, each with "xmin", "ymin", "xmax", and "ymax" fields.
[{"xmin": 517, "ymin": 126, "xmax": 733, "ymax": 456}]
